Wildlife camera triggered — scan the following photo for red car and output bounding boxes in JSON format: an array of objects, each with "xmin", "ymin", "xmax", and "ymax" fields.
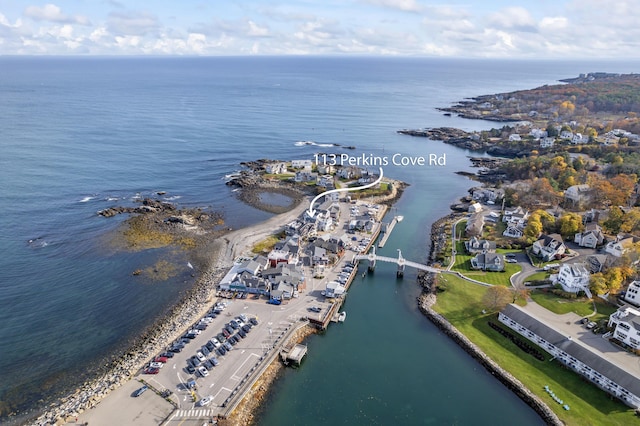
[
  {"xmin": 154, "ymin": 356, "xmax": 168, "ymax": 363},
  {"xmin": 144, "ymin": 367, "xmax": 160, "ymax": 374}
]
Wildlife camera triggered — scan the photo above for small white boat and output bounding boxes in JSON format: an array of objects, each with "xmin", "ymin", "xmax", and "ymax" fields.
[
  {"xmin": 338, "ymin": 311, "xmax": 347, "ymax": 322},
  {"xmin": 396, "ymin": 215, "xmax": 404, "ymax": 222}
]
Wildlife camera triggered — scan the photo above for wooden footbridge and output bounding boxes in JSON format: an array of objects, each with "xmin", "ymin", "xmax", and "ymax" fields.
[{"xmin": 353, "ymin": 247, "xmax": 443, "ymax": 278}]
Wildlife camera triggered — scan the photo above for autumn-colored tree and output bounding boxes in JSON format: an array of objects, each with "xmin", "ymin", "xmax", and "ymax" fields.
[
  {"xmin": 524, "ymin": 218, "xmax": 543, "ymax": 243},
  {"xmin": 589, "ymin": 174, "xmax": 637, "ymax": 207},
  {"xmin": 604, "ymin": 267, "xmax": 624, "ymax": 293},
  {"xmin": 589, "ymin": 272, "xmax": 608, "ymax": 295},
  {"xmin": 482, "ymin": 286, "xmax": 513, "ymax": 312},
  {"xmin": 603, "ymin": 206, "xmax": 624, "ymax": 233},
  {"xmin": 620, "ymin": 208, "xmax": 640, "ymax": 233},
  {"xmin": 558, "ymin": 212, "xmax": 584, "ymax": 237}
]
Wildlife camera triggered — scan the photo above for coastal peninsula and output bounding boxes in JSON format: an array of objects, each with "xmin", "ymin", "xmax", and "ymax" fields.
[{"xmin": 28, "ymin": 160, "xmax": 403, "ymax": 426}]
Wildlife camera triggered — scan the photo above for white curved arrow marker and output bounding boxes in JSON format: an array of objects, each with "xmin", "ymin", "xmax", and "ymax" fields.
[{"xmin": 307, "ymin": 167, "xmax": 384, "ymax": 217}]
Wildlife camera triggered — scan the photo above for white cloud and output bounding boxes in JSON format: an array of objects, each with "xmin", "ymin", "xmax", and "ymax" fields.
[
  {"xmin": 539, "ymin": 16, "xmax": 568, "ymax": 31},
  {"xmin": 107, "ymin": 11, "xmax": 159, "ymax": 36},
  {"xmin": 24, "ymin": 4, "xmax": 89, "ymax": 26},
  {"xmin": 487, "ymin": 7, "xmax": 537, "ymax": 32},
  {"xmin": 362, "ymin": 0, "xmax": 422, "ymax": 12},
  {"xmin": 247, "ymin": 20, "xmax": 269, "ymax": 37}
]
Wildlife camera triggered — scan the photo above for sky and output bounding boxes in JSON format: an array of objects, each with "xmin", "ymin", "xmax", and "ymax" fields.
[{"xmin": 0, "ymin": 0, "xmax": 638, "ymax": 58}]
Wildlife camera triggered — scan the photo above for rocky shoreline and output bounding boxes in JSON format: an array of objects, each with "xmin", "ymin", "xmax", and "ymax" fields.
[
  {"xmin": 418, "ymin": 217, "xmax": 561, "ymax": 425},
  {"xmin": 29, "ymin": 240, "xmax": 231, "ymax": 426},
  {"xmin": 416, "ymin": 290, "xmax": 562, "ymax": 426}
]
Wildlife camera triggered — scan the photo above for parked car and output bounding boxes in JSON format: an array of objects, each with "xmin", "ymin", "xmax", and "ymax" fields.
[
  {"xmin": 249, "ymin": 318, "xmax": 258, "ymax": 326},
  {"xmin": 198, "ymin": 366, "xmax": 209, "ymax": 377},
  {"xmin": 144, "ymin": 367, "xmax": 159, "ymax": 375},
  {"xmin": 196, "ymin": 351, "xmax": 206, "ymax": 362},
  {"xmin": 154, "ymin": 356, "xmax": 168, "ymax": 363},
  {"xmin": 133, "ymin": 385, "xmax": 148, "ymax": 397},
  {"xmin": 199, "ymin": 395, "xmax": 212, "ymax": 406},
  {"xmin": 267, "ymin": 298, "xmax": 282, "ymax": 305},
  {"xmin": 587, "ymin": 321, "xmax": 597, "ymax": 329},
  {"xmin": 149, "ymin": 362, "xmax": 164, "ymax": 369}
]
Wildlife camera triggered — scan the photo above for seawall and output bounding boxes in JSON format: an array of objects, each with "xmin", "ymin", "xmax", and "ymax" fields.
[{"xmin": 417, "ymin": 291, "xmax": 562, "ymax": 425}]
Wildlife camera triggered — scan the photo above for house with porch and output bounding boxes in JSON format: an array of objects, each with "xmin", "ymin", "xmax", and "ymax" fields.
[{"xmin": 555, "ymin": 263, "xmax": 591, "ymax": 296}]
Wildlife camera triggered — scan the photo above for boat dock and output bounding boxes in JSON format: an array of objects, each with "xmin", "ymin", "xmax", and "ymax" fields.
[
  {"xmin": 378, "ymin": 215, "xmax": 402, "ymax": 248},
  {"xmin": 281, "ymin": 344, "xmax": 308, "ymax": 365}
]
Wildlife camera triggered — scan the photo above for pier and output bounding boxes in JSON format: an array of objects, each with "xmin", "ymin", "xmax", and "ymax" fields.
[
  {"xmin": 378, "ymin": 215, "xmax": 402, "ymax": 248},
  {"xmin": 281, "ymin": 344, "xmax": 308, "ymax": 365}
]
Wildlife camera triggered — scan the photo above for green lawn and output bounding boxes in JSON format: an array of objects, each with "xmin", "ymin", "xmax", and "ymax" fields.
[
  {"xmin": 432, "ymin": 274, "xmax": 635, "ymax": 426},
  {"xmin": 525, "ymin": 271, "xmax": 551, "ymax": 282},
  {"xmin": 530, "ymin": 290, "xmax": 618, "ymax": 323}
]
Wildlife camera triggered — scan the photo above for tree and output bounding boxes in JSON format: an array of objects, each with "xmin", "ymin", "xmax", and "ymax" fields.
[
  {"xmin": 524, "ymin": 217, "xmax": 543, "ymax": 243},
  {"xmin": 604, "ymin": 267, "xmax": 624, "ymax": 293},
  {"xmin": 589, "ymin": 272, "xmax": 608, "ymax": 295},
  {"xmin": 603, "ymin": 206, "xmax": 624, "ymax": 233},
  {"xmin": 620, "ymin": 208, "xmax": 640, "ymax": 233},
  {"xmin": 482, "ymin": 286, "xmax": 513, "ymax": 312},
  {"xmin": 558, "ymin": 213, "xmax": 584, "ymax": 237}
]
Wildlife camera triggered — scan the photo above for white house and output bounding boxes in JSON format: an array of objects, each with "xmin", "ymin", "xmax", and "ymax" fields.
[
  {"xmin": 574, "ymin": 223, "xmax": 604, "ymax": 248},
  {"xmin": 500, "ymin": 304, "xmax": 640, "ymax": 409},
  {"xmin": 508, "ymin": 134, "xmax": 522, "ymax": 142},
  {"xmin": 571, "ymin": 133, "xmax": 585, "ymax": 144},
  {"xmin": 624, "ymin": 281, "xmax": 640, "ymax": 307},
  {"xmin": 555, "ymin": 263, "xmax": 591, "ymax": 297},
  {"xmin": 265, "ymin": 162, "xmax": 288, "ymax": 174},
  {"xmin": 608, "ymin": 306, "xmax": 640, "ymax": 350},
  {"xmin": 564, "ymin": 184, "xmax": 591, "ymax": 206},
  {"xmin": 605, "ymin": 235, "xmax": 638, "ymax": 258},
  {"xmin": 468, "ymin": 202, "xmax": 483, "ymax": 213},
  {"xmin": 532, "ymin": 234, "xmax": 566, "ymax": 261},
  {"xmin": 291, "ymin": 159, "xmax": 312, "ymax": 169},
  {"xmin": 529, "ymin": 128, "xmax": 548, "ymax": 140},
  {"xmin": 325, "ymin": 281, "xmax": 345, "ymax": 298},
  {"xmin": 540, "ymin": 137, "xmax": 555, "ymax": 148},
  {"xmin": 503, "ymin": 224, "xmax": 524, "ymax": 238},
  {"xmin": 560, "ymin": 130, "xmax": 574, "ymax": 140}
]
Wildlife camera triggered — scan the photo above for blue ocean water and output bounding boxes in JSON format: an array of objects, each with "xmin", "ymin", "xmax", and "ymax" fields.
[{"xmin": 1, "ymin": 56, "xmax": 639, "ymax": 423}]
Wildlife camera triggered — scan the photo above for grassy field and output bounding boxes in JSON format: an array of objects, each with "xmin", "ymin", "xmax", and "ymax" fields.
[
  {"xmin": 432, "ymin": 274, "xmax": 635, "ymax": 426},
  {"xmin": 530, "ymin": 290, "xmax": 618, "ymax": 323}
]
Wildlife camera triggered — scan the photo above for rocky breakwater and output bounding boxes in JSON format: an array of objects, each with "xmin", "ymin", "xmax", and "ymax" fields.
[
  {"xmin": 416, "ymin": 291, "xmax": 562, "ymax": 426},
  {"xmin": 397, "ymin": 127, "xmax": 528, "ymax": 159},
  {"xmin": 226, "ymin": 162, "xmax": 310, "ymax": 215},
  {"xmin": 31, "ymin": 241, "xmax": 231, "ymax": 426}
]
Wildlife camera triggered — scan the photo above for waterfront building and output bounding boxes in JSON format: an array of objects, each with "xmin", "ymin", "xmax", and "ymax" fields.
[
  {"xmin": 499, "ymin": 304, "xmax": 640, "ymax": 409},
  {"xmin": 465, "ymin": 236, "xmax": 496, "ymax": 254},
  {"xmin": 470, "ymin": 253, "xmax": 504, "ymax": 272},
  {"xmin": 608, "ymin": 306, "xmax": 640, "ymax": 351}
]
